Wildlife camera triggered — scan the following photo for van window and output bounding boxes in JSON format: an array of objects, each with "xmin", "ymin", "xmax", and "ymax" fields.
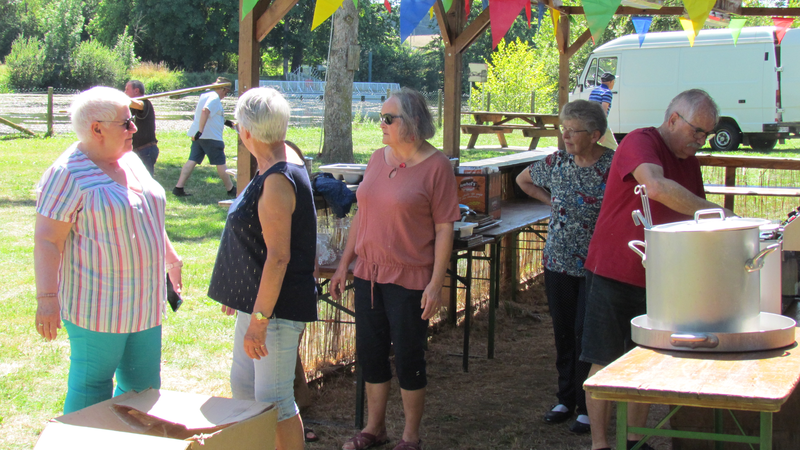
[{"xmin": 584, "ymin": 57, "xmax": 618, "ymax": 87}]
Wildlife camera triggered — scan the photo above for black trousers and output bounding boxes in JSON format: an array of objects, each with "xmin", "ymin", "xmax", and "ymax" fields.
[{"xmin": 544, "ymin": 269, "xmax": 591, "ymax": 415}]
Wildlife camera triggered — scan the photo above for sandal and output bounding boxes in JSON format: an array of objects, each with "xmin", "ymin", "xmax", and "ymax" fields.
[
  {"xmin": 341, "ymin": 431, "xmax": 389, "ymax": 450},
  {"xmin": 304, "ymin": 427, "xmax": 320, "ymax": 443},
  {"xmin": 392, "ymin": 439, "xmax": 422, "ymax": 450}
]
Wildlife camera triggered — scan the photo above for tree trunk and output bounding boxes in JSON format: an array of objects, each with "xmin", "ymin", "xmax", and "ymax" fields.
[{"xmin": 320, "ymin": 0, "xmax": 358, "ymax": 163}]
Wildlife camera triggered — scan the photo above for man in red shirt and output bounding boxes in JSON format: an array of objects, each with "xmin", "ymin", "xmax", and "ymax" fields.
[{"xmin": 580, "ymin": 89, "xmax": 732, "ymax": 450}]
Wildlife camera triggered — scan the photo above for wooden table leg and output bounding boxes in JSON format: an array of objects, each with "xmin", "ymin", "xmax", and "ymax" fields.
[
  {"xmin": 467, "ymin": 133, "xmax": 479, "ymax": 149},
  {"xmin": 528, "ymin": 135, "xmax": 541, "ymax": 150},
  {"xmin": 496, "ymin": 132, "xmax": 509, "ymax": 148}
]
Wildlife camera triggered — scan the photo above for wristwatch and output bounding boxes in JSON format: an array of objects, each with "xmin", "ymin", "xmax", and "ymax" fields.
[{"xmin": 253, "ymin": 312, "xmax": 270, "ymax": 322}]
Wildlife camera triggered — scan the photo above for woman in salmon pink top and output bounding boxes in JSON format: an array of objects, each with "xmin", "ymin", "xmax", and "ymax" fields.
[{"xmin": 331, "ymin": 88, "xmax": 460, "ymax": 450}]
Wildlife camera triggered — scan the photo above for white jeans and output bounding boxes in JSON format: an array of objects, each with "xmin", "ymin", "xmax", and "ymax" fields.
[{"xmin": 230, "ymin": 312, "xmax": 305, "ymax": 421}]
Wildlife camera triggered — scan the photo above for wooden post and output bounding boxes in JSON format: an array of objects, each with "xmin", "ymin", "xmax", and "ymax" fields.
[
  {"xmin": 47, "ymin": 87, "xmax": 54, "ymax": 137},
  {"xmin": 486, "ymin": 92, "xmax": 491, "ymax": 112},
  {"xmin": 530, "ymin": 91, "xmax": 535, "ymax": 113},
  {"xmin": 0, "ymin": 117, "xmax": 36, "ymax": 136},
  {"xmin": 437, "ymin": 89, "xmax": 443, "ymax": 128},
  {"xmin": 237, "ymin": 0, "xmax": 264, "ymax": 193},
  {"xmin": 556, "ymin": 14, "xmax": 570, "ymax": 150}
]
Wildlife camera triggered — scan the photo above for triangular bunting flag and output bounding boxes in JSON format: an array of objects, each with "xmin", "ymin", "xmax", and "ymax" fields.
[
  {"xmin": 353, "ymin": 0, "xmax": 358, "ymax": 8},
  {"xmin": 537, "ymin": 2, "xmax": 546, "ymax": 33},
  {"xmin": 400, "ymin": 0, "xmax": 438, "ymax": 42},
  {"xmin": 679, "ymin": 17, "xmax": 697, "ymax": 47},
  {"xmin": 631, "ymin": 16, "xmax": 652, "ymax": 47},
  {"xmin": 551, "ymin": 8, "xmax": 560, "ymax": 39},
  {"xmin": 729, "ymin": 17, "xmax": 746, "ymax": 45},
  {"xmin": 683, "ymin": 0, "xmax": 715, "ymax": 37},
  {"xmin": 430, "ymin": 6, "xmax": 434, "ymax": 19},
  {"xmin": 442, "ymin": 0, "xmax": 452, "ymax": 12},
  {"xmin": 526, "ymin": 0, "xmax": 532, "ymax": 28},
  {"xmin": 465, "ymin": 0, "xmax": 470, "ymax": 17},
  {"xmin": 481, "ymin": 0, "xmax": 489, "ymax": 9},
  {"xmin": 774, "ymin": 17, "xmax": 794, "ymax": 44},
  {"xmin": 490, "ymin": 0, "xmax": 531, "ymax": 48},
  {"xmin": 242, "ymin": 0, "xmax": 258, "ymax": 20},
  {"xmin": 385, "ymin": 0, "xmax": 392, "ymax": 13},
  {"xmin": 583, "ymin": 0, "xmax": 622, "ymax": 44},
  {"xmin": 312, "ymin": 0, "xmax": 345, "ymax": 30}
]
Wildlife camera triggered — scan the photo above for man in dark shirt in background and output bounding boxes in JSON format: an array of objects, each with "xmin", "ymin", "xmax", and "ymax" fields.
[{"xmin": 125, "ymin": 80, "xmax": 159, "ymax": 175}]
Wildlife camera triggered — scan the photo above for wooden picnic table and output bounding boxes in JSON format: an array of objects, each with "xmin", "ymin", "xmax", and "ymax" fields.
[{"xmin": 461, "ymin": 111, "xmax": 561, "ymax": 150}]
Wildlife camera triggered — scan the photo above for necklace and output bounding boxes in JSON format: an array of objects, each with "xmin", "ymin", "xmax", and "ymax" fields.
[{"xmin": 388, "ymin": 145, "xmax": 421, "ymax": 178}]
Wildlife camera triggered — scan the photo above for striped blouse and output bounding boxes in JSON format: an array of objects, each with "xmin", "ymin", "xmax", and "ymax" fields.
[{"xmin": 36, "ymin": 143, "xmax": 167, "ymax": 333}]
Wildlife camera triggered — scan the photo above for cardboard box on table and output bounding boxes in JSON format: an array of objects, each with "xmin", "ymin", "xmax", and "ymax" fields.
[
  {"xmin": 34, "ymin": 389, "xmax": 277, "ymax": 450},
  {"xmin": 455, "ymin": 168, "xmax": 501, "ymax": 219}
]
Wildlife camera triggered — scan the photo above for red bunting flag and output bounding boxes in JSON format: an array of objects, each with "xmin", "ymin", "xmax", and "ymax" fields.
[
  {"xmin": 773, "ymin": 17, "xmax": 794, "ymax": 44},
  {"xmin": 385, "ymin": 0, "xmax": 392, "ymax": 12},
  {"xmin": 465, "ymin": 0, "xmax": 471, "ymax": 17},
  {"xmin": 526, "ymin": 0, "xmax": 532, "ymax": 27},
  {"xmin": 490, "ymin": 0, "xmax": 531, "ymax": 48}
]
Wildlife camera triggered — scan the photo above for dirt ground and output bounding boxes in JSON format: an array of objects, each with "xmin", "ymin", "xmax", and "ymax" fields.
[{"xmin": 299, "ymin": 278, "xmax": 672, "ymax": 450}]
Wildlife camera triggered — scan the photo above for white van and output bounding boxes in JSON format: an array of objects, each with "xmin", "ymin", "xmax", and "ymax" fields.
[{"xmin": 570, "ymin": 27, "xmax": 800, "ymax": 151}]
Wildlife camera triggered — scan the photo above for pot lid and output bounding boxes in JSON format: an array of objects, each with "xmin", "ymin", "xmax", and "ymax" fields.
[
  {"xmin": 647, "ymin": 208, "xmax": 769, "ymax": 232},
  {"xmin": 652, "ymin": 216, "xmax": 770, "ymax": 232}
]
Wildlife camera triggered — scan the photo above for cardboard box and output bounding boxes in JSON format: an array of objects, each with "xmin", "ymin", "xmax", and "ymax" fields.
[
  {"xmin": 35, "ymin": 389, "xmax": 277, "ymax": 450},
  {"xmin": 456, "ymin": 171, "xmax": 501, "ymax": 219}
]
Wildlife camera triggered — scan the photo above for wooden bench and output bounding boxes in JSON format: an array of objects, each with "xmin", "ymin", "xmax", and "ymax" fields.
[{"xmin": 461, "ymin": 111, "xmax": 561, "ymax": 150}]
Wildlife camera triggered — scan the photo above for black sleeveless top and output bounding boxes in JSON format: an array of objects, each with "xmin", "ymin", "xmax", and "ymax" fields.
[{"xmin": 208, "ymin": 161, "xmax": 317, "ymax": 322}]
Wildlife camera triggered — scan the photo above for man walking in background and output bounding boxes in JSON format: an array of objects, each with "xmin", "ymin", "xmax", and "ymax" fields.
[
  {"xmin": 173, "ymin": 76, "xmax": 236, "ymax": 197},
  {"xmin": 125, "ymin": 80, "xmax": 159, "ymax": 175},
  {"xmin": 589, "ymin": 72, "xmax": 618, "ymax": 150}
]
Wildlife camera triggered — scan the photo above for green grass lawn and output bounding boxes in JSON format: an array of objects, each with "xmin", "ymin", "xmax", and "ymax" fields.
[{"xmin": 1, "ymin": 126, "xmax": 799, "ymax": 448}]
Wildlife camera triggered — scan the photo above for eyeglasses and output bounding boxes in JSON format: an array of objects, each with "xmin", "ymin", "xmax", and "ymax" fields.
[
  {"xmin": 380, "ymin": 114, "xmax": 402, "ymax": 125},
  {"xmin": 97, "ymin": 117, "xmax": 135, "ymax": 131},
  {"xmin": 676, "ymin": 113, "xmax": 715, "ymax": 140},
  {"xmin": 559, "ymin": 126, "xmax": 589, "ymax": 136}
]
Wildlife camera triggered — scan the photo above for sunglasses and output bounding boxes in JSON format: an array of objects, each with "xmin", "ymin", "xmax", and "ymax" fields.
[
  {"xmin": 380, "ymin": 114, "xmax": 402, "ymax": 125},
  {"xmin": 97, "ymin": 117, "xmax": 135, "ymax": 131}
]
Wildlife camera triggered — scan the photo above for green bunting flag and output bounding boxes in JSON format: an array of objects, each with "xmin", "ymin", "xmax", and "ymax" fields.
[
  {"xmin": 242, "ymin": 0, "xmax": 258, "ymax": 20},
  {"xmin": 729, "ymin": 18, "xmax": 746, "ymax": 45},
  {"xmin": 583, "ymin": 0, "xmax": 622, "ymax": 43}
]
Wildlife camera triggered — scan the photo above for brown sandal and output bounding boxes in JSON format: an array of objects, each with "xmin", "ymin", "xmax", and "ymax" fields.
[
  {"xmin": 341, "ymin": 431, "xmax": 390, "ymax": 450},
  {"xmin": 392, "ymin": 439, "xmax": 422, "ymax": 450}
]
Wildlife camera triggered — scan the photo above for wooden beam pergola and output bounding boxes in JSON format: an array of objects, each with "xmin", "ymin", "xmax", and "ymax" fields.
[{"xmin": 237, "ymin": 0, "xmax": 800, "ymax": 175}]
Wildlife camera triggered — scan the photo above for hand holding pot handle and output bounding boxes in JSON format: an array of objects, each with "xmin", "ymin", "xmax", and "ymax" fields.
[{"xmin": 628, "ymin": 240, "xmax": 647, "ymax": 268}]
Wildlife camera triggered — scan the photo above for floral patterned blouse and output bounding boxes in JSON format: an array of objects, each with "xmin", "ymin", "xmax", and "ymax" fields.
[{"xmin": 528, "ymin": 148, "xmax": 614, "ymax": 277}]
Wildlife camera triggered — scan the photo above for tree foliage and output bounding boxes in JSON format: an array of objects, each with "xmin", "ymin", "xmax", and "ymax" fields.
[
  {"xmin": 5, "ymin": 35, "xmax": 46, "ymax": 89},
  {"xmin": 40, "ymin": 0, "xmax": 84, "ymax": 85},
  {"xmin": 68, "ymin": 39, "xmax": 126, "ymax": 89}
]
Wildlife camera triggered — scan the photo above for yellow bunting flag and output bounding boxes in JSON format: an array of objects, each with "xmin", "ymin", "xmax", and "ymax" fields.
[
  {"xmin": 312, "ymin": 0, "xmax": 345, "ymax": 30},
  {"xmin": 729, "ymin": 18, "xmax": 747, "ymax": 45},
  {"xmin": 682, "ymin": 0, "xmax": 715, "ymax": 37},
  {"xmin": 679, "ymin": 17, "xmax": 697, "ymax": 47},
  {"xmin": 551, "ymin": 9, "xmax": 561, "ymax": 39},
  {"xmin": 430, "ymin": 6, "xmax": 434, "ymax": 19}
]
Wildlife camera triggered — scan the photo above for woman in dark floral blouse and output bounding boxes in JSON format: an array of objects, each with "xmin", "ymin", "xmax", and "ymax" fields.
[{"xmin": 515, "ymin": 99, "xmax": 614, "ymax": 435}]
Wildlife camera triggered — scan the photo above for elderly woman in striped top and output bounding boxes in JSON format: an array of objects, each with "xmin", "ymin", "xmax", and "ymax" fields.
[{"xmin": 34, "ymin": 86, "xmax": 183, "ymax": 413}]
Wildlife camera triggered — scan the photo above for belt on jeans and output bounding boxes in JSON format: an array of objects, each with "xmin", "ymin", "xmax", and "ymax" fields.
[{"xmin": 133, "ymin": 141, "xmax": 157, "ymax": 151}]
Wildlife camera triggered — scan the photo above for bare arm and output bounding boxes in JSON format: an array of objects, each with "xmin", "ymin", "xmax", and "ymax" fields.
[
  {"xmin": 515, "ymin": 168, "xmax": 552, "ymax": 205},
  {"xmin": 330, "ymin": 210, "xmax": 359, "ymax": 301},
  {"xmin": 601, "ymin": 102, "xmax": 610, "ymax": 115},
  {"xmin": 192, "ymin": 108, "xmax": 211, "ymax": 140},
  {"xmin": 164, "ymin": 232, "xmax": 182, "ymax": 295},
  {"xmin": 242, "ymin": 174, "xmax": 296, "ymax": 360},
  {"xmin": 421, "ymin": 222, "xmax": 454, "ymax": 320},
  {"xmin": 632, "ymin": 163, "xmax": 732, "ymax": 216},
  {"xmin": 33, "ymin": 214, "xmax": 73, "ymax": 341}
]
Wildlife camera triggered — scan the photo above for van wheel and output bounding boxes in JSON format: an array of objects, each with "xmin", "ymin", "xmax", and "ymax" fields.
[
  {"xmin": 710, "ymin": 122, "xmax": 741, "ymax": 151},
  {"xmin": 748, "ymin": 136, "xmax": 778, "ymax": 151}
]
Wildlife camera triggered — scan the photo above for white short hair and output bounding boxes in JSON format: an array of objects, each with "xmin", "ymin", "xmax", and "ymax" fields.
[
  {"xmin": 234, "ymin": 87, "xmax": 290, "ymax": 144},
  {"xmin": 69, "ymin": 86, "xmax": 131, "ymax": 142}
]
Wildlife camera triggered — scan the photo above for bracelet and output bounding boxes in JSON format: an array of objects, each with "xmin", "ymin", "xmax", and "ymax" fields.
[
  {"xmin": 36, "ymin": 293, "xmax": 57, "ymax": 300},
  {"xmin": 166, "ymin": 260, "xmax": 183, "ymax": 271}
]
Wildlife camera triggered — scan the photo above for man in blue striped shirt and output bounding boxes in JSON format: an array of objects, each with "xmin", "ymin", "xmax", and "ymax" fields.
[
  {"xmin": 589, "ymin": 73, "xmax": 615, "ymax": 116},
  {"xmin": 589, "ymin": 72, "xmax": 618, "ymax": 149}
]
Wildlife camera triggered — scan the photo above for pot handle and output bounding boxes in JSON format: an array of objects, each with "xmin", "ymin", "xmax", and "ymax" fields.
[
  {"xmin": 628, "ymin": 240, "xmax": 646, "ymax": 268},
  {"xmin": 670, "ymin": 333, "xmax": 720, "ymax": 349},
  {"xmin": 745, "ymin": 242, "xmax": 781, "ymax": 273},
  {"xmin": 694, "ymin": 208, "xmax": 725, "ymax": 222}
]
